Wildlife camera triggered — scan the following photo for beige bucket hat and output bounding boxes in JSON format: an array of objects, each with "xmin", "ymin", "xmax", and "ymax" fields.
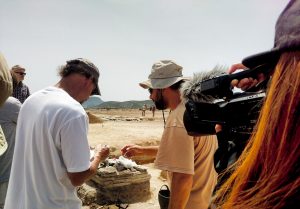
[{"xmin": 139, "ymin": 60, "xmax": 189, "ymax": 89}]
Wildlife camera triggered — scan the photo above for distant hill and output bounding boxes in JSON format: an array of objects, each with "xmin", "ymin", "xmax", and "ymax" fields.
[
  {"xmin": 82, "ymin": 95, "xmax": 104, "ymax": 108},
  {"xmin": 93, "ymin": 100, "xmax": 154, "ymax": 109}
]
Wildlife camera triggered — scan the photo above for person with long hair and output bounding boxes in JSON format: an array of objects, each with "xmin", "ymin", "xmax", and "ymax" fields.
[{"xmin": 213, "ymin": 1, "xmax": 300, "ymax": 208}]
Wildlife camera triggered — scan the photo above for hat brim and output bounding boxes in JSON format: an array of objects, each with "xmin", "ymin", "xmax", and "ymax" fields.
[
  {"xmin": 242, "ymin": 48, "xmax": 281, "ymax": 69},
  {"xmin": 139, "ymin": 80, "xmax": 152, "ymax": 89},
  {"xmin": 91, "ymin": 84, "xmax": 101, "ymax": 96},
  {"xmin": 139, "ymin": 77, "xmax": 190, "ymax": 89}
]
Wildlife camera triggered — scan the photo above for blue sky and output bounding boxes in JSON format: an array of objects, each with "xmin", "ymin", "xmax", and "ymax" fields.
[{"xmin": 0, "ymin": 0, "xmax": 289, "ymax": 101}]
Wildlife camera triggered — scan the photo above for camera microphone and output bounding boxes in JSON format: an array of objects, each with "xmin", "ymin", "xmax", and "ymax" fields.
[
  {"xmin": 182, "ymin": 64, "xmax": 272, "ymax": 103},
  {"xmin": 181, "ymin": 66, "xmax": 227, "ymax": 103}
]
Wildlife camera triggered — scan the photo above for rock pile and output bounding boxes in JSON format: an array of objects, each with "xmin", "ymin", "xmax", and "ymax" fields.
[
  {"xmin": 86, "ymin": 111, "xmax": 104, "ymax": 124},
  {"xmin": 78, "ymin": 157, "xmax": 151, "ymax": 206}
]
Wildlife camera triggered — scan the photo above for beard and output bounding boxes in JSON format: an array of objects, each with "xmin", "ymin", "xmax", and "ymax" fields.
[
  {"xmin": 154, "ymin": 100, "xmax": 167, "ymax": 110},
  {"xmin": 153, "ymin": 90, "xmax": 167, "ymax": 110}
]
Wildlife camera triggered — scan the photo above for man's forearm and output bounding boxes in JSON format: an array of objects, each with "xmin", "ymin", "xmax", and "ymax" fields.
[
  {"xmin": 67, "ymin": 156, "xmax": 103, "ymax": 186},
  {"xmin": 168, "ymin": 172, "xmax": 193, "ymax": 209},
  {"xmin": 143, "ymin": 146, "xmax": 159, "ymax": 157},
  {"xmin": 89, "ymin": 155, "xmax": 102, "ymax": 174}
]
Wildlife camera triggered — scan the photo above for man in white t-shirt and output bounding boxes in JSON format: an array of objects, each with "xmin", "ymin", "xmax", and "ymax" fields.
[
  {"xmin": 122, "ymin": 60, "xmax": 218, "ymax": 209},
  {"xmin": 4, "ymin": 58, "xmax": 109, "ymax": 209}
]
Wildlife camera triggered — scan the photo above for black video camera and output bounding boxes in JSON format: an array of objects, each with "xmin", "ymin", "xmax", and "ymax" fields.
[
  {"xmin": 182, "ymin": 64, "xmax": 272, "ymax": 137},
  {"xmin": 182, "ymin": 65, "xmax": 272, "ymax": 174},
  {"xmin": 184, "ymin": 91, "xmax": 265, "ymax": 136}
]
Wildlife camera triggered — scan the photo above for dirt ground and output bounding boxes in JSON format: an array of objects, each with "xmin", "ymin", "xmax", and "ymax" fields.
[{"xmin": 85, "ymin": 108, "xmax": 169, "ymax": 209}]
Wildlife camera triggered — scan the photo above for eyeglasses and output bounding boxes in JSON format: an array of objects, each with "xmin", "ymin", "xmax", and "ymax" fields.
[
  {"xmin": 15, "ymin": 72, "xmax": 26, "ymax": 76},
  {"xmin": 148, "ymin": 88, "xmax": 153, "ymax": 94}
]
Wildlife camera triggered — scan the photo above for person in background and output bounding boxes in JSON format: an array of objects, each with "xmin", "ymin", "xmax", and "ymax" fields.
[
  {"xmin": 213, "ymin": 1, "xmax": 300, "ymax": 208},
  {"xmin": 150, "ymin": 105, "xmax": 156, "ymax": 117},
  {"xmin": 122, "ymin": 60, "xmax": 218, "ymax": 209},
  {"xmin": 4, "ymin": 58, "xmax": 109, "ymax": 209},
  {"xmin": 141, "ymin": 104, "xmax": 147, "ymax": 116},
  {"xmin": 10, "ymin": 65, "xmax": 30, "ymax": 103},
  {"xmin": 0, "ymin": 95, "xmax": 21, "ymax": 209}
]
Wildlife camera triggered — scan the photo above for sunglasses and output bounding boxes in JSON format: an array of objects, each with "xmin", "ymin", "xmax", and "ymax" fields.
[
  {"xmin": 15, "ymin": 72, "xmax": 26, "ymax": 76},
  {"xmin": 148, "ymin": 88, "xmax": 153, "ymax": 94}
]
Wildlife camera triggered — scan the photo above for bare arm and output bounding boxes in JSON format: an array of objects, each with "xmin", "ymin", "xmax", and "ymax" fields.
[
  {"xmin": 168, "ymin": 172, "xmax": 193, "ymax": 209},
  {"xmin": 121, "ymin": 144, "xmax": 158, "ymax": 158},
  {"xmin": 67, "ymin": 145, "xmax": 109, "ymax": 186}
]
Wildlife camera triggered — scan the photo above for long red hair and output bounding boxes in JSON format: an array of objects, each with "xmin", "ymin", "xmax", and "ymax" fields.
[{"xmin": 213, "ymin": 51, "xmax": 300, "ymax": 209}]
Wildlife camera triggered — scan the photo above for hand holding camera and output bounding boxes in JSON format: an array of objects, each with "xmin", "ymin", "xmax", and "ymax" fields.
[
  {"xmin": 229, "ymin": 63, "xmax": 267, "ymax": 90},
  {"xmin": 182, "ymin": 63, "xmax": 273, "ymax": 137}
]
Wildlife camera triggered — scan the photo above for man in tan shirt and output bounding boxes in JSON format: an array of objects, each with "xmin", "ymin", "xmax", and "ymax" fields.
[{"xmin": 122, "ymin": 60, "xmax": 218, "ymax": 209}]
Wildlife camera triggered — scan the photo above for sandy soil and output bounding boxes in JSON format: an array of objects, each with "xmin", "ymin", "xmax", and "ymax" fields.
[{"xmin": 84, "ymin": 108, "xmax": 169, "ymax": 209}]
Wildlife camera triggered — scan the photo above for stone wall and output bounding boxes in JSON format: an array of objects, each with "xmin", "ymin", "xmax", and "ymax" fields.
[{"xmin": 78, "ymin": 161, "xmax": 151, "ymax": 206}]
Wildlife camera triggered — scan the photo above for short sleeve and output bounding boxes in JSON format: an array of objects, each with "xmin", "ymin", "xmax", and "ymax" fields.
[
  {"xmin": 9, "ymin": 98, "xmax": 21, "ymax": 123},
  {"xmin": 60, "ymin": 115, "xmax": 90, "ymax": 173}
]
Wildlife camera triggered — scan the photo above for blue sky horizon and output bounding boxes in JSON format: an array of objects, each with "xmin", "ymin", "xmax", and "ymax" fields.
[{"xmin": 0, "ymin": 0, "xmax": 289, "ymax": 101}]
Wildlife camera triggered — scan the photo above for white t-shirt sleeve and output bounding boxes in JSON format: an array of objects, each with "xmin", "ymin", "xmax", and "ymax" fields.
[{"xmin": 60, "ymin": 115, "xmax": 90, "ymax": 173}]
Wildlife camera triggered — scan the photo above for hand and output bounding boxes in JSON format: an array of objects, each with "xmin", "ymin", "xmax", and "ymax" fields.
[
  {"xmin": 229, "ymin": 63, "xmax": 266, "ymax": 91},
  {"xmin": 93, "ymin": 144, "xmax": 109, "ymax": 161},
  {"xmin": 121, "ymin": 144, "xmax": 144, "ymax": 158},
  {"xmin": 215, "ymin": 124, "xmax": 222, "ymax": 133}
]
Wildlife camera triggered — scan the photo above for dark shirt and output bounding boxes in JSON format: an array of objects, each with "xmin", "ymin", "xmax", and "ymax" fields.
[{"xmin": 12, "ymin": 81, "xmax": 30, "ymax": 103}]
